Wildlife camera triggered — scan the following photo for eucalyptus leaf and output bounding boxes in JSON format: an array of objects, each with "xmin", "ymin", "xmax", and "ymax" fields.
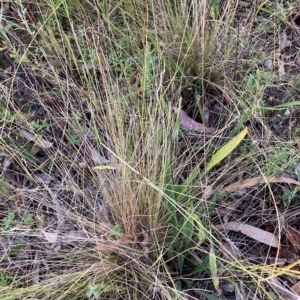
[{"xmin": 206, "ymin": 127, "xmax": 248, "ymax": 173}]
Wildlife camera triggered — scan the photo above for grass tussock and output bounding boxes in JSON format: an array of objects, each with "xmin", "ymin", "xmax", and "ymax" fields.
[{"xmin": 1, "ymin": 0, "xmax": 300, "ymax": 299}]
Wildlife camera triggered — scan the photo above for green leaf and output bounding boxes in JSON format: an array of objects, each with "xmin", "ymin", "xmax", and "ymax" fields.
[
  {"xmin": 87, "ymin": 283, "xmax": 105, "ymax": 297},
  {"xmin": 175, "ymin": 280, "xmax": 182, "ymax": 291},
  {"xmin": 206, "ymin": 127, "xmax": 248, "ymax": 173},
  {"xmin": 167, "ymin": 247, "xmax": 176, "ymax": 260},
  {"xmin": 193, "ymin": 214, "xmax": 206, "ymax": 245},
  {"xmin": 9, "ymin": 243, "xmax": 27, "ymax": 256},
  {"xmin": 176, "ymin": 167, "xmax": 200, "ymax": 201},
  {"xmin": 178, "ymin": 254, "xmax": 184, "ymax": 276},
  {"xmin": 3, "ymin": 212, "xmax": 15, "ymax": 229},
  {"xmin": 189, "ymin": 255, "xmax": 210, "ymax": 275},
  {"xmin": 231, "ymin": 110, "xmax": 252, "ymax": 136},
  {"xmin": 209, "ymin": 0, "xmax": 220, "ymax": 19},
  {"xmin": 164, "ymin": 166, "xmax": 179, "ymax": 234},
  {"xmin": 182, "ymin": 208, "xmax": 194, "ymax": 247}
]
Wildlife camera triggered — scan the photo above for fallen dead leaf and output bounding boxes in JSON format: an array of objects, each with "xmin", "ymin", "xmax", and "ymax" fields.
[
  {"xmin": 1, "ymin": 157, "xmax": 12, "ymax": 176},
  {"xmin": 95, "ymin": 235, "xmax": 130, "ymax": 252},
  {"xmin": 214, "ymin": 222, "xmax": 279, "ymax": 248},
  {"xmin": 264, "ymin": 60, "xmax": 273, "ymax": 70},
  {"xmin": 34, "ymin": 173, "xmax": 52, "ymax": 185},
  {"xmin": 93, "ymin": 165, "xmax": 116, "ymax": 170},
  {"xmin": 278, "ymin": 246, "xmax": 298, "ymax": 263},
  {"xmin": 90, "ymin": 147, "xmax": 110, "ymax": 164},
  {"xmin": 79, "ymin": 161, "xmax": 88, "ymax": 168},
  {"xmin": 278, "ymin": 55, "xmax": 285, "ymax": 78},
  {"xmin": 59, "ymin": 230, "xmax": 90, "ymax": 244},
  {"xmin": 286, "ymin": 226, "xmax": 300, "ymax": 252},
  {"xmin": 223, "ymin": 84, "xmax": 234, "ymax": 104},
  {"xmin": 141, "ymin": 229, "xmax": 151, "ymax": 259},
  {"xmin": 19, "ymin": 129, "xmax": 53, "ymax": 148},
  {"xmin": 94, "ymin": 244, "xmax": 115, "ymax": 252},
  {"xmin": 173, "ymin": 107, "xmax": 215, "ymax": 133},
  {"xmin": 221, "ymin": 282, "xmax": 235, "ymax": 293},
  {"xmin": 4, "ymin": 65, "xmax": 13, "ymax": 73},
  {"xmin": 291, "ymin": 281, "xmax": 300, "ymax": 296},
  {"xmin": 220, "ymin": 176, "xmax": 300, "ymax": 193},
  {"xmin": 42, "ymin": 228, "xmax": 58, "ymax": 243},
  {"xmin": 278, "ymin": 31, "xmax": 290, "ymax": 50},
  {"xmin": 149, "ymin": 284, "xmax": 161, "ymax": 293}
]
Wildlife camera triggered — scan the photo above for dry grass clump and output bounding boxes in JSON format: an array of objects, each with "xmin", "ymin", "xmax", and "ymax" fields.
[{"xmin": 1, "ymin": 1, "xmax": 300, "ymax": 299}]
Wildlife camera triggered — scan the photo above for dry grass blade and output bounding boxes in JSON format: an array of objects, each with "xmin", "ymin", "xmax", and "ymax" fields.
[{"xmin": 268, "ymin": 277, "xmax": 299, "ymax": 300}]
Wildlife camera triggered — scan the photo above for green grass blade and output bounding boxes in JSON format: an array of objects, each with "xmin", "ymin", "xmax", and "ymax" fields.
[
  {"xmin": 260, "ymin": 101, "xmax": 300, "ymax": 110},
  {"xmin": 196, "ymin": 291, "xmax": 221, "ymax": 300}
]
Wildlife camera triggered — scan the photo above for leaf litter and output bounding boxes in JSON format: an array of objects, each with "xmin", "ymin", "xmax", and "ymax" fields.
[
  {"xmin": 220, "ymin": 176, "xmax": 300, "ymax": 193},
  {"xmin": 214, "ymin": 222, "xmax": 279, "ymax": 248},
  {"xmin": 173, "ymin": 107, "xmax": 215, "ymax": 133},
  {"xmin": 19, "ymin": 128, "xmax": 53, "ymax": 148}
]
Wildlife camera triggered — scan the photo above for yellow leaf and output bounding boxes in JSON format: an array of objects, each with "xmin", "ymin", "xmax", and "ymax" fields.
[
  {"xmin": 193, "ymin": 214, "xmax": 205, "ymax": 245},
  {"xmin": 93, "ymin": 166, "xmax": 116, "ymax": 170},
  {"xmin": 206, "ymin": 127, "xmax": 248, "ymax": 173},
  {"xmin": 209, "ymin": 246, "xmax": 221, "ymax": 295}
]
